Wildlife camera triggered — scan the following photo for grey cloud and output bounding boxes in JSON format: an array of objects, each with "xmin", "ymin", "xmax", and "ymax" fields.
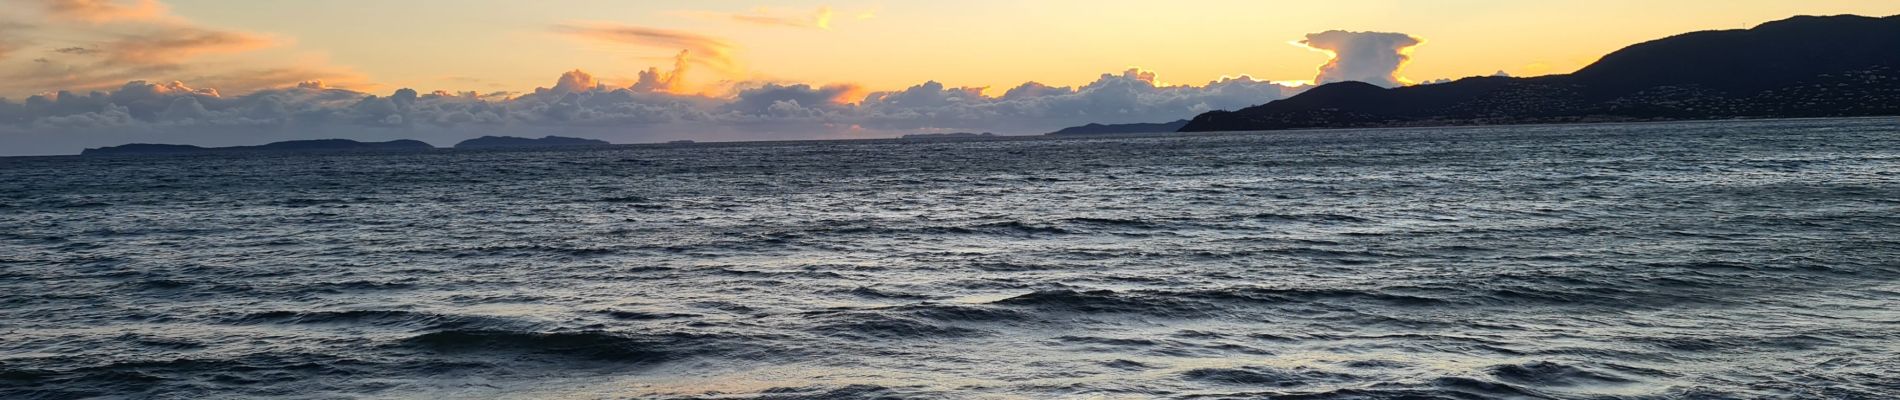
[{"xmin": 0, "ymin": 67, "xmax": 1306, "ymax": 155}]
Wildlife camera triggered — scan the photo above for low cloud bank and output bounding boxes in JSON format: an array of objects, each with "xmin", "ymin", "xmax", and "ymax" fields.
[{"xmin": 0, "ymin": 67, "xmax": 1305, "ymax": 155}]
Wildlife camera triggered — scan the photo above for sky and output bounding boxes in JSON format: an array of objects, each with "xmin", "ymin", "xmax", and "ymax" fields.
[{"xmin": 2, "ymin": 0, "xmax": 1898, "ymax": 155}]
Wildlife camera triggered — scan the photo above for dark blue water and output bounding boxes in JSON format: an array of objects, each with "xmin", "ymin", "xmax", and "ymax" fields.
[{"xmin": 2, "ymin": 118, "xmax": 1898, "ymax": 399}]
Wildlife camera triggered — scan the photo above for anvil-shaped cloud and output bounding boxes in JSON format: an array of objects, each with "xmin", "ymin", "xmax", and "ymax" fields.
[{"xmin": 1300, "ymin": 30, "xmax": 1423, "ymax": 88}]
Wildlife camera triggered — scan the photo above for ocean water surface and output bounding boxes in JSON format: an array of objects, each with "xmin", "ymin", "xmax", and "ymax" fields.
[{"xmin": 2, "ymin": 118, "xmax": 1898, "ymax": 399}]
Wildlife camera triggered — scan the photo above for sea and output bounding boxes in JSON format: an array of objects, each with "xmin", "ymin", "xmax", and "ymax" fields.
[{"xmin": 2, "ymin": 118, "xmax": 1897, "ymax": 399}]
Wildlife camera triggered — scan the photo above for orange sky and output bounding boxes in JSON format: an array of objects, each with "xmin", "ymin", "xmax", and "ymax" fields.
[{"xmin": 5, "ymin": 0, "xmax": 1900, "ymax": 97}]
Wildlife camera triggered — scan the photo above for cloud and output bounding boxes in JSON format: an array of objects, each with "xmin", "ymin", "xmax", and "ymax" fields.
[
  {"xmin": 1298, "ymin": 30, "xmax": 1422, "ymax": 88},
  {"xmin": 631, "ymin": 50, "xmax": 691, "ymax": 94},
  {"xmin": 177, "ymin": 64, "xmax": 370, "ymax": 94},
  {"xmin": 1, "ymin": 25, "xmax": 280, "ymax": 95},
  {"xmin": 39, "ymin": 0, "xmax": 168, "ymax": 23},
  {"xmin": 0, "ymin": 65, "xmax": 1308, "ymax": 155},
  {"xmin": 98, "ymin": 26, "xmax": 274, "ymax": 66},
  {"xmin": 728, "ymin": 6, "xmax": 835, "ymax": 30},
  {"xmin": 553, "ymin": 23, "xmax": 738, "ymax": 73},
  {"xmin": 728, "ymin": 82, "xmax": 859, "ymax": 116},
  {"xmin": 0, "ymin": 22, "xmax": 31, "ymax": 62},
  {"xmin": 0, "ymin": 0, "xmax": 367, "ymax": 98}
]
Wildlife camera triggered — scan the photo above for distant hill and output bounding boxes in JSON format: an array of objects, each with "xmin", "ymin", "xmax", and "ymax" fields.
[
  {"xmin": 1181, "ymin": 14, "xmax": 1900, "ymax": 132},
  {"xmin": 453, "ymin": 136, "xmax": 610, "ymax": 149},
  {"xmin": 82, "ymin": 139, "xmax": 434, "ymax": 156},
  {"xmin": 1047, "ymin": 120, "xmax": 1189, "ymax": 136}
]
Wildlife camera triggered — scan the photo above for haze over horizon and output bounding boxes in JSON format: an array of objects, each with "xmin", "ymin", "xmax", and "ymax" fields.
[{"xmin": 2, "ymin": 0, "xmax": 1899, "ymax": 155}]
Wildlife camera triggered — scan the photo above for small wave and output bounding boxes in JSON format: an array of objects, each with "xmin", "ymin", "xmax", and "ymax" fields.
[
  {"xmin": 303, "ymin": 280, "xmax": 417, "ymax": 293},
  {"xmin": 113, "ymin": 333, "xmax": 207, "ymax": 351},
  {"xmin": 1487, "ymin": 361, "xmax": 1635, "ymax": 387},
  {"xmin": 827, "ymin": 222, "xmax": 1073, "ymax": 237},
  {"xmin": 725, "ymin": 384, "xmax": 939, "ymax": 400},
  {"xmin": 593, "ymin": 196, "xmax": 656, "ymax": 204},
  {"xmin": 842, "ymin": 286, "xmax": 936, "ymax": 300},
  {"xmin": 808, "ymin": 313, "xmax": 988, "ymax": 339},
  {"xmin": 596, "ymin": 310, "xmax": 699, "ymax": 320},
  {"xmin": 1430, "ymin": 376, "xmax": 1549, "ymax": 399},
  {"xmin": 1060, "ymin": 217, "xmax": 1169, "ymax": 230},
  {"xmin": 55, "ymin": 201, "xmax": 112, "ymax": 209},
  {"xmin": 455, "ymin": 244, "xmax": 618, "ymax": 258},
  {"xmin": 1051, "ymin": 335, "xmax": 1162, "ymax": 347},
  {"xmin": 990, "ymin": 289, "xmax": 1218, "ymax": 317},
  {"xmin": 1179, "ymin": 366, "xmax": 1355, "ymax": 387},
  {"xmin": 1338, "ymin": 359, "xmax": 1414, "ymax": 370},
  {"xmin": 1193, "ymin": 287, "xmax": 1452, "ymax": 307},
  {"xmin": 279, "ymin": 198, "xmax": 351, "ymax": 207},
  {"xmin": 969, "ymin": 221, "xmax": 1072, "ymax": 235},
  {"xmin": 1248, "ymin": 212, "xmax": 1373, "ymax": 224},
  {"xmin": 403, "ymin": 330, "xmax": 686, "ymax": 362},
  {"xmin": 0, "ymin": 353, "xmax": 377, "ymax": 399},
  {"xmin": 1101, "ymin": 359, "xmax": 1162, "ymax": 371},
  {"xmin": 886, "ymin": 303, "xmax": 1028, "ymax": 322},
  {"xmin": 225, "ymin": 310, "xmax": 523, "ymax": 331}
]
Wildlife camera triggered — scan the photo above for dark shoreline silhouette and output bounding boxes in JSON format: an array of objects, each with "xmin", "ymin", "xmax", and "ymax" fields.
[
  {"xmin": 452, "ymin": 135, "xmax": 609, "ymax": 149},
  {"xmin": 1181, "ymin": 14, "xmax": 1900, "ymax": 132},
  {"xmin": 79, "ymin": 135, "xmax": 616, "ymax": 156},
  {"xmin": 1047, "ymin": 120, "xmax": 1189, "ymax": 136},
  {"xmin": 80, "ymin": 139, "xmax": 434, "ymax": 156}
]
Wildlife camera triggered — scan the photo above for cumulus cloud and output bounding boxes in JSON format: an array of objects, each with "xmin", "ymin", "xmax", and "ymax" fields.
[
  {"xmin": 0, "ymin": 66, "xmax": 1308, "ymax": 155},
  {"xmin": 1299, "ymin": 30, "xmax": 1422, "ymax": 88},
  {"xmin": 631, "ymin": 50, "xmax": 692, "ymax": 94},
  {"xmin": 728, "ymin": 82, "xmax": 859, "ymax": 116},
  {"xmin": 553, "ymin": 23, "xmax": 738, "ymax": 73}
]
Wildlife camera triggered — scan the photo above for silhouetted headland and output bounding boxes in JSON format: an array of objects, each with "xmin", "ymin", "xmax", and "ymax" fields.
[
  {"xmin": 452, "ymin": 136, "xmax": 610, "ymax": 149},
  {"xmin": 80, "ymin": 139, "xmax": 434, "ymax": 156},
  {"xmin": 1047, "ymin": 120, "xmax": 1190, "ymax": 136},
  {"xmin": 1181, "ymin": 14, "xmax": 1900, "ymax": 132}
]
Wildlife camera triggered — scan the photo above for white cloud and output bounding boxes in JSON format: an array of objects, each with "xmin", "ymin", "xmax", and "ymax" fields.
[{"xmin": 1299, "ymin": 30, "xmax": 1423, "ymax": 88}]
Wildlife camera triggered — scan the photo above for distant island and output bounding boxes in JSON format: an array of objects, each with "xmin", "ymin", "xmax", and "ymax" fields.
[
  {"xmin": 1181, "ymin": 14, "xmax": 1900, "ymax": 132},
  {"xmin": 81, "ymin": 139, "xmax": 434, "ymax": 156},
  {"xmin": 1046, "ymin": 120, "xmax": 1189, "ymax": 136},
  {"xmin": 901, "ymin": 132, "xmax": 996, "ymax": 139},
  {"xmin": 453, "ymin": 136, "xmax": 610, "ymax": 149}
]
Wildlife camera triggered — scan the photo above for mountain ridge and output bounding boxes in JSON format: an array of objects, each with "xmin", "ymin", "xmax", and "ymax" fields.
[
  {"xmin": 452, "ymin": 136, "xmax": 610, "ymax": 149},
  {"xmin": 1181, "ymin": 14, "xmax": 1900, "ymax": 132},
  {"xmin": 1047, "ymin": 120, "xmax": 1190, "ymax": 136}
]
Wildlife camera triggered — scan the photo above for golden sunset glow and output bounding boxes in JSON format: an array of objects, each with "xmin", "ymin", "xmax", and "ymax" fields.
[
  {"xmin": 3, "ymin": 0, "xmax": 1896, "ymax": 99},
  {"xmin": 1, "ymin": 0, "xmax": 1898, "ymax": 157}
]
